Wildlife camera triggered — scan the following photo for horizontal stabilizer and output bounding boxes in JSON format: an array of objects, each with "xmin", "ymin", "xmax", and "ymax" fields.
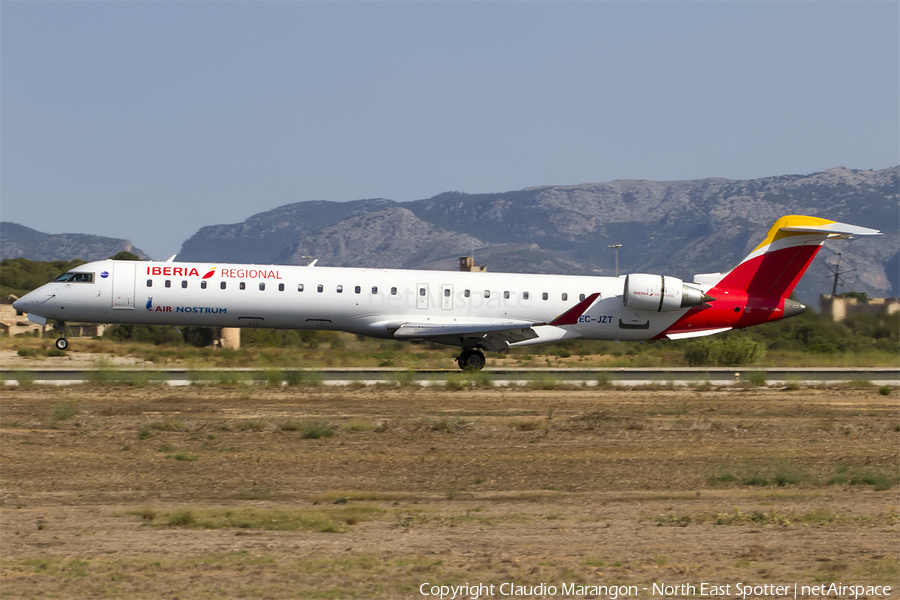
[{"xmin": 780, "ymin": 222, "xmax": 881, "ymax": 237}]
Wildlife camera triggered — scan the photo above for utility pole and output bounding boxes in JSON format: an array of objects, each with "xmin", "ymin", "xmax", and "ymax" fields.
[
  {"xmin": 608, "ymin": 244, "xmax": 622, "ymax": 277},
  {"xmin": 831, "ymin": 254, "xmax": 841, "ymax": 296},
  {"xmin": 826, "ymin": 253, "xmax": 855, "ymax": 296}
]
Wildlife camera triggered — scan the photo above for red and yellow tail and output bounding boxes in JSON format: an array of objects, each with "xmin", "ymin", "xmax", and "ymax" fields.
[
  {"xmin": 711, "ymin": 215, "xmax": 879, "ymax": 298},
  {"xmin": 662, "ymin": 216, "xmax": 880, "ymax": 339}
]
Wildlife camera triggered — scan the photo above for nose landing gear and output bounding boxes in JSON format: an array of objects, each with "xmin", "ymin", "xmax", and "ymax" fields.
[
  {"xmin": 53, "ymin": 321, "xmax": 69, "ymax": 351},
  {"xmin": 456, "ymin": 349, "xmax": 486, "ymax": 371}
]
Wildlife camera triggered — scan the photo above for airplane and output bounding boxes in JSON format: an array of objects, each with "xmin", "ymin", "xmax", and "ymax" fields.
[{"xmin": 12, "ymin": 215, "xmax": 880, "ymax": 371}]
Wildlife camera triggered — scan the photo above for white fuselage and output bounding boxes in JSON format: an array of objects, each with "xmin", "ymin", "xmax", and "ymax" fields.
[{"xmin": 14, "ymin": 259, "xmax": 692, "ymax": 347}]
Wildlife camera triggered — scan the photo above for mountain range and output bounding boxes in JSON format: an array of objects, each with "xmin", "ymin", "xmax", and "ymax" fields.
[
  {"xmin": 0, "ymin": 222, "xmax": 149, "ymax": 262},
  {"xmin": 3, "ymin": 166, "xmax": 897, "ymax": 307}
]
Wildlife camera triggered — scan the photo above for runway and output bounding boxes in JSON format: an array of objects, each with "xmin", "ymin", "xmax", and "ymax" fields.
[{"xmin": 2, "ymin": 366, "xmax": 897, "ymax": 386}]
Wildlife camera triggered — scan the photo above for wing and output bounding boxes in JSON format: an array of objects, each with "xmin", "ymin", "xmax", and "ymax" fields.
[
  {"xmin": 390, "ymin": 319, "xmax": 541, "ymax": 352},
  {"xmin": 386, "ymin": 292, "xmax": 602, "ymax": 352}
]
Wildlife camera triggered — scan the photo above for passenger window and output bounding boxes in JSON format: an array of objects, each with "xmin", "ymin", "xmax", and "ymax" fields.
[
  {"xmin": 391, "ymin": 287, "xmax": 397, "ymax": 295},
  {"xmin": 561, "ymin": 293, "xmax": 568, "ymax": 301},
  {"xmin": 337, "ymin": 285, "xmax": 343, "ymax": 293},
  {"xmin": 523, "ymin": 291, "xmax": 529, "ymax": 300},
  {"xmin": 298, "ymin": 284, "xmax": 304, "ymax": 292},
  {"xmin": 464, "ymin": 290, "xmax": 470, "ymax": 298},
  {"xmin": 147, "ymin": 280, "xmax": 153, "ymax": 287},
  {"xmin": 503, "ymin": 291, "xmax": 510, "ymax": 299},
  {"xmin": 221, "ymin": 282, "xmax": 227, "ymax": 290},
  {"xmin": 484, "ymin": 290, "xmax": 490, "ymax": 298},
  {"xmin": 542, "ymin": 292, "xmax": 548, "ymax": 300},
  {"xmin": 317, "ymin": 284, "xmax": 324, "ymax": 293},
  {"xmin": 182, "ymin": 280, "xmax": 188, "ymax": 289},
  {"xmin": 278, "ymin": 283, "xmax": 284, "ymax": 292},
  {"xmin": 165, "ymin": 280, "xmax": 171, "ymax": 288},
  {"xmin": 259, "ymin": 283, "xmax": 265, "ymax": 291},
  {"xmin": 240, "ymin": 282, "xmax": 246, "ymax": 290},
  {"xmin": 201, "ymin": 281, "xmax": 207, "ymax": 289},
  {"xmin": 355, "ymin": 286, "xmax": 361, "ymax": 294},
  {"xmin": 371, "ymin": 286, "xmax": 378, "ymax": 294},
  {"xmin": 579, "ymin": 293, "xmax": 586, "ymax": 301}
]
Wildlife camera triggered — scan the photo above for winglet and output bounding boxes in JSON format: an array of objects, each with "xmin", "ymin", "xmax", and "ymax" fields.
[{"xmin": 549, "ymin": 293, "xmax": 601, "ymax": 326}]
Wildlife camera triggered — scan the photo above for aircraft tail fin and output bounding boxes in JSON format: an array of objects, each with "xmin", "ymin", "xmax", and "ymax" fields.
[{"xmin": 700, "ymin": 215, "xmax": 880, "ymax": 298}]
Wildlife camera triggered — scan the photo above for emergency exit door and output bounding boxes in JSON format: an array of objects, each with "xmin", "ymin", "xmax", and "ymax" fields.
[
  {"xmin": 112, "ymin": 261, "xmax": 136, "ymax": 309},
  {"xmin": 417, "ymin": 283, "xmax": 429, "ymax": 309}
]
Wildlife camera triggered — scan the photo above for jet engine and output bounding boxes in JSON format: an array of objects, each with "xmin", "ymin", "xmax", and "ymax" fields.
[{"xmin": 623, "ymin": 274, "xmax": 712, "ymax": 312}]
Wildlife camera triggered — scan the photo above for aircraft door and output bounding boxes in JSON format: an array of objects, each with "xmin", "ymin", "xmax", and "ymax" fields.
[
  {"xmin": 112, "ymin": 261, "xmax": 136, "ymax": 309},
  {"xmin": 441, "ymin": 284, "xmax": 453, "ymax": 310},
  {"xmin": 417, "ymin": 283, "xmax": 429, "ymax": 310}
]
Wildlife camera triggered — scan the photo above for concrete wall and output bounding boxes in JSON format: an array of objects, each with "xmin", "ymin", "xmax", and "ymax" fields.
[{"xmin": 819, "ymin": 295, "xmax": 900, "ymax": 322}]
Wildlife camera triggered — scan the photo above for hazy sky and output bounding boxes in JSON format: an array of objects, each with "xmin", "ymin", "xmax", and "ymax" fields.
[{"xmin": 2, "ymin": 1, "xmax": 898, "ymax": 260}]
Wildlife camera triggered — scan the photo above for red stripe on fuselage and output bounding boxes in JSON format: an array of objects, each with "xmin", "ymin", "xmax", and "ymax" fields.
[
  {"xmin": 656, "ymin": 244, "xmax": 820, "ymax": 339},
  {"xmin": 655, "ymin": 293, "xmax": 792, "ymax": 339}
]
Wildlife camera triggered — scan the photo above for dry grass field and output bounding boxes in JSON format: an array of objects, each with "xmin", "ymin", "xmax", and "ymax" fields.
[{"xmin": 1, "ymin": 380, "xmax": 898, "ymax": 599}]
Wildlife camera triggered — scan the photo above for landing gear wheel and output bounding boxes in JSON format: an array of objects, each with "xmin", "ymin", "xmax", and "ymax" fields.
[
  {"xmin": 457, "ymin": 350, "xmax": 486, "ymax": 371},
  {"xmin": 55, "ymin": 338, "xmax": 69, "ymax": 351}
]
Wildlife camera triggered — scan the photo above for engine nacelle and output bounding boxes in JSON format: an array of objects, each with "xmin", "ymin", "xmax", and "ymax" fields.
[{"xmin": 623, "ymin": 273, "xmax": 710, "ymax": 312}]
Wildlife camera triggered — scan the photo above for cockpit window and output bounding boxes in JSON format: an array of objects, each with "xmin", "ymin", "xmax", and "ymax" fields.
[{"xmin": 53, "ymin": 272, "xmax": 94, "ymax": 283}]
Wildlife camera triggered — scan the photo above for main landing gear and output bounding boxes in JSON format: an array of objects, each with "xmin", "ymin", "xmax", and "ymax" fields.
[{"xmin": 456, "ymin": 349, "xmax": 486, "ymax": 371}]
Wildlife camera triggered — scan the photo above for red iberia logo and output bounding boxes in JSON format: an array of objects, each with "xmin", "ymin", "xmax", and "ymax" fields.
[
  {"xmin": 145, "ymin": 265, "xmax": 281, "ymax": 279},
  {"xmin": 147, "ymin": 266, "xmax": 202, "ymax": 277}
]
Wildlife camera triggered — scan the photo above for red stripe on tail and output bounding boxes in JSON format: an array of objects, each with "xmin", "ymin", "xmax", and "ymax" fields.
[{"xmin": 714, "ymin": 244, "xmax": 821, "ymax": 298}]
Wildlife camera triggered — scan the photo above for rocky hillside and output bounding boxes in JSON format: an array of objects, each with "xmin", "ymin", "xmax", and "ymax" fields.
[
  {"xmin": 0, "ymin": 222, "xmax": 148, "ymax": 262},
  {"xmin": 177, "ymin": 167, "xmax": 898, "ymax": 305}
]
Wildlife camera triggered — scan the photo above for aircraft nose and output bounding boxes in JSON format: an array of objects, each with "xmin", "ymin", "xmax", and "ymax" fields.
[{"xmin": 12, "ymin": 290, "xmax": 52, "ymax": 325}]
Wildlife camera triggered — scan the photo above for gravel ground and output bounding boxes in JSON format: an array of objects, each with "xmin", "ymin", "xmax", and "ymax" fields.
[{"xmin": 1, "ymin": 383, "xmax": 897, "ymax": 599}]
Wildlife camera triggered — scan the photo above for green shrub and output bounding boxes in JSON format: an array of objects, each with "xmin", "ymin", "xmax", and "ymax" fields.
[
  {"xmin": 746, "ymin": 371, "xmax": 767, "ymax": 387},
  {"xmin": 104, "ymin": 324, "xmax": 184, "ymax": 345},
  {"xmin": 167, "ymin": 453, "xmax": 198, "ymax": 461},
  {"xmin": 682, "ymin": 335, "xmax": 766, "ymax": 367},
  {"xmin": 264, "ymin": 369, "xmax": 284, "ymax": 387},
  {"xmin": 51, "ymin": 400, "xmax": 78, "ymax": 422},
  {"xmin": 526, "ymin": 373, "xmax": 558, "ymax": 390},
  {"xmin": 596, "ymin": 372, "xmax": 614, "ymax": 387},
  {"xmin": 284, "ymin": 370, "xmax": 305, "ymax": 386},
  {"xmin": 302, "ymin": 421, "xmax": 335, "ymax": 439},
  {"xmin": 166, "ymin": 510, "xmax": 196, "ymax": 527},
  {"xmin": 828, "ymin": 465, "xmax": 897, "ymax": 490}
]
